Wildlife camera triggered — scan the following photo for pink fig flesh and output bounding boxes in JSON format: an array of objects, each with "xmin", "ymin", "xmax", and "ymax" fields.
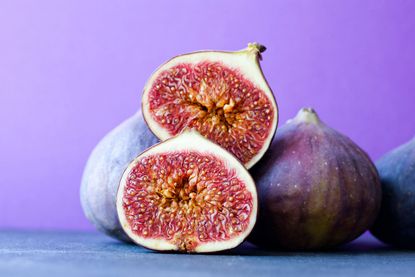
[
  {"xmin": 117, "ymin": 131, "xmax": 258, "ymax": 252},
  {"xmin": 142, "ymin": 44, "xmax": 278, "ymax": 169}
]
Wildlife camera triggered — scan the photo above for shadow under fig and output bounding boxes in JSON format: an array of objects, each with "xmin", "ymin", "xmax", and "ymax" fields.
[
  {"xmin": 224, "ymin": 235, "xmax": 397, "ymax": 257},
  {"xmin": 100, "ymin": 232, "xmax": 405, "ymax": 257}
]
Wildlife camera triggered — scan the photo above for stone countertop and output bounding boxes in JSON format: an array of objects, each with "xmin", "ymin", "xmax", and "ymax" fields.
[{"xmin": 0, "ymin": 230, "xmax": 414, "ymax": 277}]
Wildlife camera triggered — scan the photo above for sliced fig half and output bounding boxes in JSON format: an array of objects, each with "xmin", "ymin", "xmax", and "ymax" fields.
[
  {"xmin": 116, "ymin": 130, "xmax": 257, "ymax": 252},
  {"xmin": 142, "ymin": 43, "xmax": 278, "ymax": 169}
]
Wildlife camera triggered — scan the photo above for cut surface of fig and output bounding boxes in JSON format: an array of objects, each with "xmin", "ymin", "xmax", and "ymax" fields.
[
  {"xmin": 117, "ymin": 130, "xmax": 257, "ymax": 252},
  {"xmin": 142, "ymin": 43, "xmax": 278, "ymax": 169}
]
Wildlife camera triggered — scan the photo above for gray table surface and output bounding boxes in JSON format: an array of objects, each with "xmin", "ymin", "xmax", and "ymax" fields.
[{"xmin": 0, "ymin": 230, "xmax": 414, "ymax": 277}]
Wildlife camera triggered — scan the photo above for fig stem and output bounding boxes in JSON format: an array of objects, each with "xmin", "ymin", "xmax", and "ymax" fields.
[
  {"xmin": 247, "ymin": 42, "xmax": 266, "ymax": 53},
  {"xmin": 290, "ymin": 107, "xmax": 322, "ymax": 125},
  {"xmin": 243, "ymin": 43, "xmax": 266, "ymax": 60}
]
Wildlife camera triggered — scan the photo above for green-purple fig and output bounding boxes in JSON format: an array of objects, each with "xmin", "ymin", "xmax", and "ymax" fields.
[
  {"xmin": 80, "ymin": 112, "xmax": 158, "ymax": 242},
  {"xmin": 371, "ymin": 137, "xmax": 415, "ymax": 248}
]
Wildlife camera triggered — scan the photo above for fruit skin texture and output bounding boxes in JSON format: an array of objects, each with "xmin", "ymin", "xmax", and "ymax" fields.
[
  {"xmin": 141, "ymin": 43, "xmax": 278, "ymax": 169},
  {"xmin": 80, "ymin": 112, "xmax": 158, "ymax": 242},
  {"xmin": 370, "ymin": 137, "xmax": 415, "ymax": 248},
  {"xmin": 249, "ymin": 108, "xmax": 382, "ymax": 250},
  {"xmin": 117, "ymin": 130, "xmax": 258, "ymax": 253}
]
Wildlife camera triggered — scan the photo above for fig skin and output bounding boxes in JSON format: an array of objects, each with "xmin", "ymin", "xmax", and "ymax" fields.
[
  {"xmin": 80, "ymin": 112, "xmax": 158, "ymax": 242},
  {"xmin": 249, "ymin": 108, "xmax": 382, "ymax": 250},
  {"xmin": 370, "ymin": 137, "xmax": 415, "ymax": 248}
]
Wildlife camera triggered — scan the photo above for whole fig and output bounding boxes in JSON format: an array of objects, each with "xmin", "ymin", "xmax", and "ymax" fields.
[
  {"xmin": 80, "ymin": 112, "xmax": 158, "ymax": 242},
  {"xmin": 249, "ymin": 108, "xmax": 381, "ymax": 250},
  {"xmin": 370, "ymin": 137, "xmax": 415, "ymax": 248}
]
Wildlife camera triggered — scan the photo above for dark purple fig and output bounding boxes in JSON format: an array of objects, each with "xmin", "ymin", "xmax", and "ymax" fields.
[
  {"xmin": 370, "ymin": 137, "xmax": 415, "ymax": 248},
  {"xmin": 80, "ymin": 112, "xmax": 158, "ymax": 242},
  {"xmin": 249, "ymin": 108, "xmax": 382, "ymax": 250}
]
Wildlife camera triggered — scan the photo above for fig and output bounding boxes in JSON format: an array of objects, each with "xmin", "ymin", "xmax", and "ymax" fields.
[
  {"xmin": 249, "ymin": 108, "xmax": 382, "ymax": 250},
  {"xmin": 80, "ymin": 112, "xmax": 158, "ymax": 242},
  {"xmin": 370, "ymin": 137, "xmax": 415, "ymax": 248},
  {"xmin": 116, "ymin": 130, "xmax": 258, "ymax": 252},
  {"xmin": 141, "ymin": 43, "xmax": 278, "ymax": 169}
]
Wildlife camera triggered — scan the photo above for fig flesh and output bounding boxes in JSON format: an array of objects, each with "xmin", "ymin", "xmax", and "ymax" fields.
[
  {"xmin": 371, "ymin": 137, "xmax": 415, "ymax": 248},
  {"xmin": 142, "ymin": 43, "xmax": 278, "ymax": 169},
  {"xmin": 80, "ymin": 112, "xmax": 158, "ymax": 242},
  {"xmin": 249, "ymin": 108, "xmax": 381, "ymax": 250},
  {"xmin": 116, "ymin": 130, "xmax": 258, "ymax": 252}
]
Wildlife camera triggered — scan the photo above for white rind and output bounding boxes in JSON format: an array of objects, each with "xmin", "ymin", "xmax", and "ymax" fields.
[
  {"xmin": 141, "ymin": 44, "xmax": 278, "ymax": 169},
  {"xmin": 116, "ymin": 130, "xmax": 258, "ymax": 252}
]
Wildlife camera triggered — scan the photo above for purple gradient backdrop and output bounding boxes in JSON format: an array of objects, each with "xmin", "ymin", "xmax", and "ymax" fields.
[{"xmin": 0, "ymin": 0, "xmax": 414, "ymax": 231}]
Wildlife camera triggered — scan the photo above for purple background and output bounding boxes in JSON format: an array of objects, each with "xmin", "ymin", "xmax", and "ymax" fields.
[{"xmin": 0, "ymin": 0, "xmax": 414, "ymax": 231}]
